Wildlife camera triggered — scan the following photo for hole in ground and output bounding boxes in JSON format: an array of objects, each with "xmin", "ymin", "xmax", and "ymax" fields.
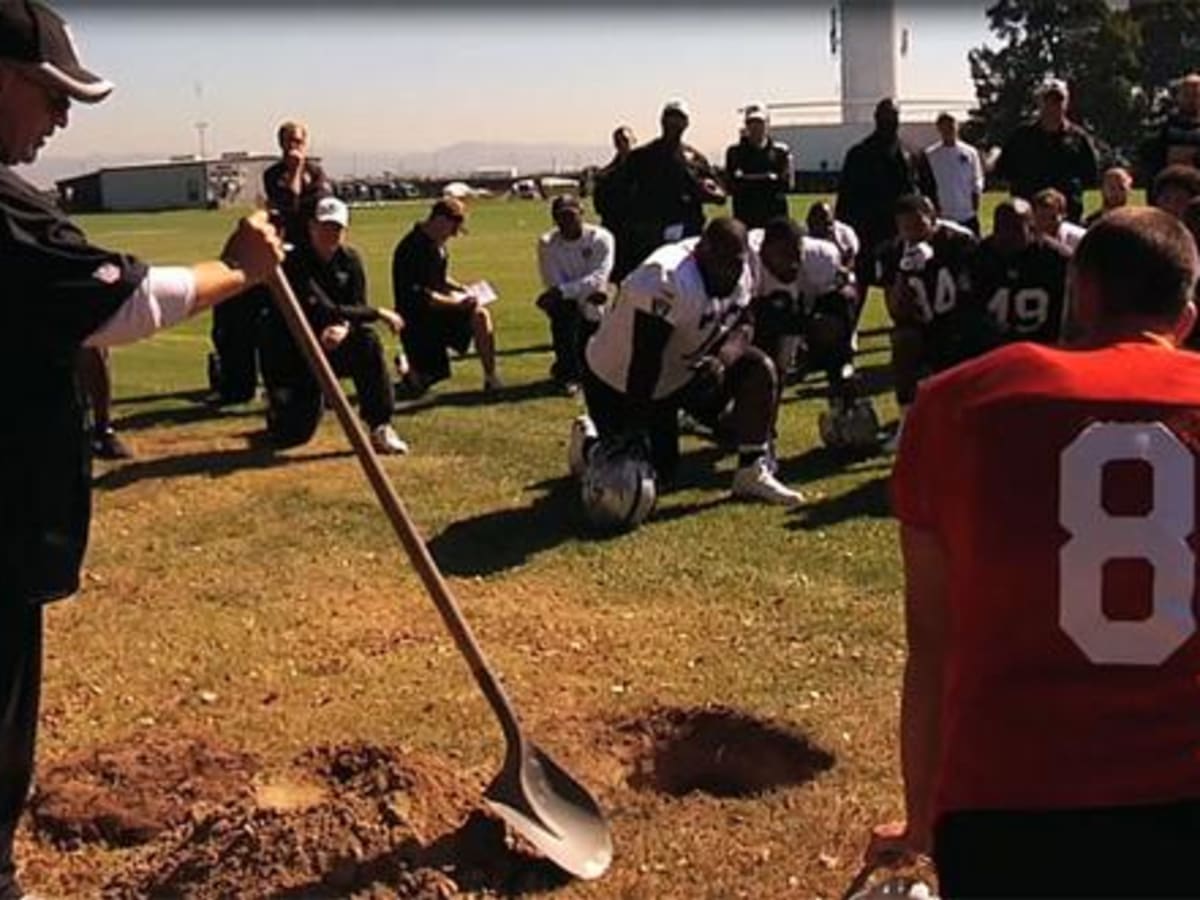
[{"xmin": 621, "ymin": 706, "xmax": 835, "ymax": 798}]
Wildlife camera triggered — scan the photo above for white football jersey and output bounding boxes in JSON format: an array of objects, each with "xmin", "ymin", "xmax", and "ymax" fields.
[
  {"xmin": 586, "ymin": 239, "xmax": 753, "ymax": 400},
  {"xmin": 748, "ymin": 229, "xmax": 845, "ymax": 311}
]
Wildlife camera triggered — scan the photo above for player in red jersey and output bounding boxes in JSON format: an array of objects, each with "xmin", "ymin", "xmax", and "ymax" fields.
[{"xmin": 868, "ymin": 207, "xmax": 1200, "ymax": 897}]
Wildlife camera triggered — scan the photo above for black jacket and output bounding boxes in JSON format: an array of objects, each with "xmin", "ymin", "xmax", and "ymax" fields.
[
  {"xmin": 626, "ymin": 137, "xmax": 723, "ymax": 238},
  {"xmin": 725, "ymin": 138, "xmax": 792, "ymax": 228},
  {"xmin": 995, "ymin": 120, "xmax": 1098, "ymax": 223},
  {"xmin": 285, "ymin": 243, "xmax": 379, "ymax": 333},
  {"xmin": 1140, "ymin": 112, "xmax": 1200, "ymax": 185},
  {"xmin": 835, "ymin": 132, "xmax": 922, "ymax": 248},
  {"xmin": 0, "ymin": 167, "xmax": 146, "ymax": 605}
]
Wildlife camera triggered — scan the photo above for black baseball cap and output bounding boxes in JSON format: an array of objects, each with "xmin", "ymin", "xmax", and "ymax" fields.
[{"xmin": 0, "ymin": 0, "xmax": 112, "ymax": 103}]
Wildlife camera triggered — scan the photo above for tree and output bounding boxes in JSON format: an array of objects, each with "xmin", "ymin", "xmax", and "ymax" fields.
[
  {"xmin": 967, "ymin": 0, "xmax": 1144, "ymax": 158},
  {"xmin": 1130, "ymin": 0, "xmax": 1200, "ymax": 112}
]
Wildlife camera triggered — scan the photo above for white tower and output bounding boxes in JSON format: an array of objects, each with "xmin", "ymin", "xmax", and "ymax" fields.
[{"xmin": 837, "ymin": 0, "xmax": 900, "ymax": 124}]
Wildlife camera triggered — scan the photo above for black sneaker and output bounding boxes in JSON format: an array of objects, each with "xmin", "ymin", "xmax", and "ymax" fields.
[{"xmin": 92, "ymin": 426, "xmax": 134, "ymax": 460}]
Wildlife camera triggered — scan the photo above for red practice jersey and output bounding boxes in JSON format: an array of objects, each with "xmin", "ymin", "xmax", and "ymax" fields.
[{"xmin": 893, "ymin": 338, "xmax": 1200, "ymax": 816}]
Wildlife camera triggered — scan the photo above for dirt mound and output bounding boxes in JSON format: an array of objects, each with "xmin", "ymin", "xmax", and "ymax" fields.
[
  {"xmin": 617, "ymin": 706, "xmax": 836, "ymax": 798},
  {"xmin": 106, "ymin": 741, "xmax": 568, "ymax": 898},
  {"xmin": 30, "ymin": 735, "xmax": 257, "ymax": 848}
]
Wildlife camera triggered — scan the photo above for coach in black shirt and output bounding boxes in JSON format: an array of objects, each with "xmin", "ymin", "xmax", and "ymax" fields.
[
  {"xmin": 0, "ymin": 4, "xmax": 282, "ymax": 897},
  {"xmin": 995, "ymin": 78, "xmax": 1098, "ymax": 224},
  {"xmin": 835, "ymin": 98, "xmax": 923, "ymax": 304},
  {"xmin": 209, "ymin": 119, "xmax": 332, "ymax": 406},
  {"xmin": 260, "ymin": 197, "xmax": 408, "ymax": 453},
  {"xmin": 1141, "ymin": 73, "xmax": 1200, "ymax": 185},
  {"xmin": 391, "ymin": 198, "xmax": 501, "ymax": 395},
  {"xmin": 725, "ymin": 103, "xmax": 792, "ymax": 228},
  {"xmin": 623, "ymin": 98, "xmax": 726, "ymax": 271}
]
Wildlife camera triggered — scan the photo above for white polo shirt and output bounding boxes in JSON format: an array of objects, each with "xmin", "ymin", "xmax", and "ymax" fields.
[
  {"xmin": 585, "ymin": 239, "xmax": 753, "ymax": 400},
  {"xmin": 924, "ymin": 139, "xmax": 984, "ymax": 224},
  {"xmin": 537, "ymin": 222, "xmax": 614, "ymax": 301}
]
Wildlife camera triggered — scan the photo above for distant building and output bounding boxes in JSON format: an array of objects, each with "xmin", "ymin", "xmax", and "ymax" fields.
[
  {"xmin": 765, "ymin": 0, "xmax": 971, "ymax": 187},
  {"xmin": 56, "ymin": 152, "xmax": 281, "ymax": 213}
]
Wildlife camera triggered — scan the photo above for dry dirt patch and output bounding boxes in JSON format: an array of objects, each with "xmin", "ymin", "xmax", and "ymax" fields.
[
  {"xmin": 29, "ymin": 735, "xmax": 257, "ymax": 849},
  {"xmin": 95, "ymin": 738, "xmax": 566, "ymax": 898}
]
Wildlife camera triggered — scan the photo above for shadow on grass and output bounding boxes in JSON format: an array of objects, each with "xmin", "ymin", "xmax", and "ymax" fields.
[
  {"xmin": 787, "ymin": 475, "xmax": 892, "ymax": 531},
  {"xmin": 397, "ymin": 378, "xmax": 564, "ymax": 414},
  {"xmin": 786, "ymin": 359, "xmax": 894, "ymax": 403},
  {"xmin": 111, "ymin": 387, "xmax": 212, "ymax": 407},
  {"xmin": 428, "ymin": 478, "xmax": 581, "ymax": 577},
  {"xmin": 430, "ymin": 447, "xmax": 741, "ymax": 578},
  {"xmin": 93, "ymin": 435, "xmax": 351, "ymax": 491},
  {"xmin": 113, "ymin": 401, "xmax": 262, "ymax": 432}
]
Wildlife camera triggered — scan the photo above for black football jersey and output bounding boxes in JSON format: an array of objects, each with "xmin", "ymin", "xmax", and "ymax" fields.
[
  {"xmin": 969, "ymin": 236, "xmax": 1070, "ymax": 346},
  {"xmin": 878, "ymin": 222, "xmax": 977, "ymax": 326}
]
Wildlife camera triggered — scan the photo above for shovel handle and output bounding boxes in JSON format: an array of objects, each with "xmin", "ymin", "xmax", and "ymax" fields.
[{"xmin": 266, "ymin": 266, "xmax": 522, "ymax": 746}]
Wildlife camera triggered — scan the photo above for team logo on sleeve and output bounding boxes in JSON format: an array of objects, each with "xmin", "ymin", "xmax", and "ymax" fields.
[{"xmin": 92, "ymin": 263, "xmax": 121, "ymax": 285}]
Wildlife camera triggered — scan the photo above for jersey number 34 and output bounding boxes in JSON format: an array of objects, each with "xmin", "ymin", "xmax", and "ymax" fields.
[{"xmin": 1060, "ymin": 421, "xmax": 1195, "ymax": 666}]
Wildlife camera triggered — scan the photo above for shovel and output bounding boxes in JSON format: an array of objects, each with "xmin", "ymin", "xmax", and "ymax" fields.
[{"xmin": 266, "ymin": 267, "xmax": 613, "ymax": 880}]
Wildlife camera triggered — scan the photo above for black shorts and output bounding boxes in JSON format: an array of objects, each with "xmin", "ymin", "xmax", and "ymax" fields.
[
  {"xmin": 935, "ymin": 800, "xmax": 1200, "ymax": 898},
  {"xmin": 423, "ymin": 303, "xmax": 475, "ymax": 356}
]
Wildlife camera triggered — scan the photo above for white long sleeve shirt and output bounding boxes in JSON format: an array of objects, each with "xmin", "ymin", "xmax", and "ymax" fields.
[{"xmin": 537, "ymin": 223, "xmax": 614, "ymax": 302}]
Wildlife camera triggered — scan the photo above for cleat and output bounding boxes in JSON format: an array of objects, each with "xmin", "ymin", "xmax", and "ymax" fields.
[
  {"xmin": 568, "ymin": 414, "xmax": 599, "ymax": 477},
  {"xmin": 91, "ymin": 426, "xmax": 133, "ymax": 460},
  {"xmin": 732, "ymin": 457, "xmax": 804, "ymax": 507},
  {"xmin": 370, "ymin": 424, "xmax": 410, "ymax": 455}
]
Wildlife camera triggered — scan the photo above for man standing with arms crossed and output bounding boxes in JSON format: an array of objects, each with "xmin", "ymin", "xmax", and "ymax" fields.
[
  {"xmin": 0, "ymin": 3, "xmax": 283, "ymax": 897},
  {"xmin": 724, "ymin": 103, "xmax": 792, "ymax": 229},
  {"xmin": 870, "ymin": 207, "xmax": 1200, "ymax": 896}
]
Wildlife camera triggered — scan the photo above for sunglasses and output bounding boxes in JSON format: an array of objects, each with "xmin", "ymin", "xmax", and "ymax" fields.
[{"xmin": 14, "ymin": 66, "xmax": 70, "ymax": 115}]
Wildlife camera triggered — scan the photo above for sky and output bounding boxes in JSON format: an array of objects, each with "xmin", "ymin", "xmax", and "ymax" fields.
[{"xmin": 27, "ymin": 2, "xmax": 991, "ymax": 185}]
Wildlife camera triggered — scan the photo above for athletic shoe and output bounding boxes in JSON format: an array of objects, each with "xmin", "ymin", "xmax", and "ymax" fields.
[
  {"xmin": 881, "ymin": 421, "xmax": 904, "ymax": 454},
  {"xmin": 483, "ymin": 372, "xmax": 504, "ymax": 392},
  {"xmin": 561, "ymin": 380, "xmax": 582, "ymax": 398},
  {"xmin": 370, "ymin": 424, "xmax": 409, "ymax": 455},
  {"xmin": 677, "ymin": 409, "xmax": 708, "ymax": 435},
  {"xmin": 92, "ymin": 426, "xmax": 133, "ymax": 460},
  {"xmin": 567, "ymin": 414, "xmax": 599, "ymax": 476},
  {"xmin": 731, "ymin": 458, "xmax": 804, "ymax": 507}
]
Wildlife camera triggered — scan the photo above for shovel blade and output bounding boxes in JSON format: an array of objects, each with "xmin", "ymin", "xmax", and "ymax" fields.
[{"xmin": 484, "ymin": 742, "xmax": 613, "ymax": 881}]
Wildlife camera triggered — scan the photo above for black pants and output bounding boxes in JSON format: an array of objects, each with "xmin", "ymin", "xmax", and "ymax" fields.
[
  {"xmin": 935, "ymin": 802, "xmax": 1200, "ymax": 898},
  {"xmin": 398, "ymin": 303, "xmax": 475, "ymax": 385},
  {"xmin": 539, "ymin": 293, "xmax": 601, "ymax": 384},
  {"xmin": 210, "ymin": 285, "xmax": 267, "ymax": 404},
  {"xmin": 753, "ymin": 290, "xmax": 854, "ymax": 386},
  {"xmin": 582, "ymin": 344, "xmax": 777, "ymax": 480},
  {"xmin": 0, "ymin": 604, "xmax": 42, "ymax": 900},
  {"xmin": 260, "ymin": 317, "xmax": 395, "ymax": 448}
]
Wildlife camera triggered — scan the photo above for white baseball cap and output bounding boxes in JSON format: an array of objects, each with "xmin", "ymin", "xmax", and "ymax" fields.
[
  {"xmin": 1037, "ymin": 77, "xmax": 1069, "ymax": 99},
  {"xmin": 662, "ymin": 97, "xmax": 691, "ymax": 120},
  {"xmin": 314, "ymin": 196, "xmax": 349, "ymax": 228},
  {"xmin": 744, "ymin": 103, "xmax": 768, "ymax": 123}
]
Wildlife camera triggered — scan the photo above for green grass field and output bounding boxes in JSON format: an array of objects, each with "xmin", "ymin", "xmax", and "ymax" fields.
[{"xmin": 17, "ymin": 193, "xmax": 1097, "ymax": 897}]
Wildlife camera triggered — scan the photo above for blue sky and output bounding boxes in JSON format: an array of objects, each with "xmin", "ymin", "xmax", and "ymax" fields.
[{"xmin": 28, "ymin": 2, "xmax": 990, "ymax": 183}]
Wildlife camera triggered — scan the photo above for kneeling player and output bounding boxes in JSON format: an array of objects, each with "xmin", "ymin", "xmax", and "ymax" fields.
[
  {"xmin": 879, "ymin": 194, "xmax": 976, "ymax": 450},
  {"xmin": 575, "ymin": 218, "xmax": 803, "ymax": 509},
  {"xmin": 968, "ymin": 198, "xmax": 1070, "ymax": 348},
  {"xmin": 748, "ymin": 217, "xmax": 878, "ymax": 451},
  {"xmin": 872, "ymin": 207, "xmax": 1200, "ymax": 899}
]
